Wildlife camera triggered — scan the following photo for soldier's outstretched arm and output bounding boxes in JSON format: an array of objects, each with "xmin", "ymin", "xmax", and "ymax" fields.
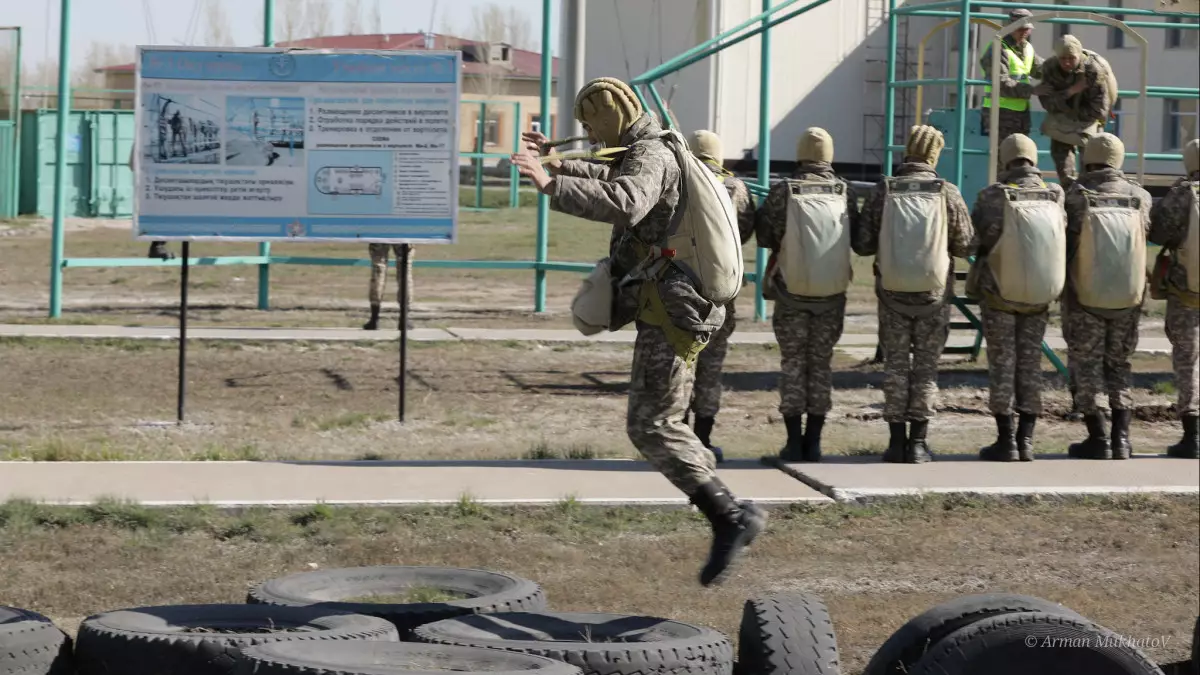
[
  {"xmin": 550, "ymin": 144, "xmax": 669, "ymax": 228},
  {"xmin": 555, "ymin": 158, "xmax": 610, "ymax": 180},
  {"xmin": 851, "ymin": 185, "xmax": 885, "ymax": 256},
  {"xmin": 754, "ymin": 181, "xmax": 789, "ymax": 251},
  {"xmin": 946, "ymin": 185, "xmax": 976, "ymax": 258},
  {"xmin": 1149, "ymin": 183, "xmax": 1190, "ymax": 247},
  {"xmin": 732, "ymin": 180, "xmax": 757, "ymax": 245}
]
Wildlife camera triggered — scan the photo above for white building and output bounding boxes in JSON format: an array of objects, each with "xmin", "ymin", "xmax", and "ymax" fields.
[{"xmin": 582, "ymin": 0, "xmax": 1198, "ymax": 177}]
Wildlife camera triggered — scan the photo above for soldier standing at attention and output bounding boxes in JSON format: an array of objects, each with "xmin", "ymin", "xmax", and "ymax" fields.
[
  {"xmin": 687, "ymin": 129, "xmax": 757, "ymax": 463},
  {"xmin": 363, "ymin": 244, "xmax": 415, "ymax": 331},
  {"xmin": 756, "ymin": 128, "xmax": 859, "ymax": 462},
  {"xmin": 1148, "ymin": 139, "xmax": 1200, "ymax": 459},
  {"xmin": 1062, "ymin": 133, "xmax": 1152, "ymax": 460},
  {"xmin": 853, "ymin": 125, "xmax": 974, "ymax": 464},
  {"xmin": 511, "ymin": 77, "xmax": 766, "ymax": 586},
  {"xmin": 1037, "ymin": 36, "xmax": 1112, "ymax": 188},
  {"xmin": 968, "ymin": 134, "xmax": 1067, "ymax": 462},
  {"xmin": 980, "ymin": 8, "xmax": 1044, "ymax": 173}
]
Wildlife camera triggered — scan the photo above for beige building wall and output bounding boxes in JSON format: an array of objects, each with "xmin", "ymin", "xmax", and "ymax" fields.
[{"xmin": 459, "ymin": 77, "xmax": 560, "ymax": 155}]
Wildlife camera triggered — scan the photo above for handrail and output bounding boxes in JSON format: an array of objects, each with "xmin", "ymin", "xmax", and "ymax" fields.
[
  {"xmin": 915, "ymin": 18, "xmax": 1003, "ymax": 125},
  {"xmin": 896, "ymin": 0, "xmax": 1198, "ymax": 18}
]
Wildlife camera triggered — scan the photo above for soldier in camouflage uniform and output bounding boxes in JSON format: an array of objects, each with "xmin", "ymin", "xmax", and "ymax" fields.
[
  {"xmin": 979, "ymin": 9, "xmax": 1044, "ymax": 175},
  {"xmin": 1062, "ymin": 133, "xmax": 1152, "ymax": 460},
  {"xmin": 364, "ymin": 244, "xmax": 415, "ymax": 330},
  {"xmin": 969, "ymin": 134, "xmax": 1066, "ymax": 462},
  {"xmin": 1037, "ymin": 36, "xmax": 1111, "ymax": 189},
  {"xmin": 511, "ymin": 77, "xmax": 765, "ymax": 586},
  {"xmin": 756, "ymin": 128, "xmax": 859, "ymax": 463},
  {"xmin": 687, "ymin": 130, "xmax": 757, "ymax": 463},
  {"xmin": 853, "ymin": 125, "xmax": 975, "ymax": 463},
  {"xmin": 1148, "ymin": 138, "xmax": 1200, "ymax": 459}
]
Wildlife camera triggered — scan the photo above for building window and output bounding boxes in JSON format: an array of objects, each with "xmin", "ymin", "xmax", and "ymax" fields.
[
  {"xmin": 475, "ymin": 111, "xmax": 502, "ymax": 147},
  {"xmin": 530, "ymin": 114, "xmax": 556, "ymax": 137},
  {"xmin": 1167, "ymin": 17, "xmax": 1199, "ymax": 49},
  {"xmin": 1054, "ymin": 0, "xmax": 1071, "ymax": 40},
  {"xmin": 1163, "ymin": 98, "xmax": 1199, "ymax": 151},
  {"xmin": 1108, "ymin": 0, "xmax": 1125, "ymax": 48}
]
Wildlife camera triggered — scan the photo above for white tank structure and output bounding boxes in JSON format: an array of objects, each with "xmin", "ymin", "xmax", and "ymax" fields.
[{"xmin": 314, "ymin": 167, "xmax": 385, "ymax": 196}]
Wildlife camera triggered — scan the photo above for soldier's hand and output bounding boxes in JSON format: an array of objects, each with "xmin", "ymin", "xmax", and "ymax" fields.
[
  {"xmin": 511, "ymin": 151, "xmax": 554, "ymax": 193},
  {"xmin": 1067, "ymin": 79, "xmax": 1089, "ymax": 96},
  {"xmin": 1033, "ymin": 83, "xmax": 1053, "ymax": 96},
  {"xmin": 521, "ymin": 131, "xmax": 561, "ymax": 170}
]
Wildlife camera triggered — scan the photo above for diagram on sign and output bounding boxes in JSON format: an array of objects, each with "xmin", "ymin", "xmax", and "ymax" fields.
[
  {"xmin": 224, "ymin": 96, "xmax": 306, "ymax": 167},
  {"xmin": 314, "ymin": 166, "xmax": 384, "ymax": 196},
  {"xmin": 142, "ymin": 93, "xmax": 222, "ymax": 165}
]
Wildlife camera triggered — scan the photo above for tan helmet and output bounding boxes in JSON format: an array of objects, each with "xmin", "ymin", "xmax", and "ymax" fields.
[
  {"xmin": 1083, "ymin": 132, "xmax": 1125, "ymax": 170},
  {"xmin": 1055, "ymin": 35, "xmax": 1083, "ymax": 60},
  {"xmin": 796, "ymin": 127, "xmax": 834, "ymax": 164},
  {"xmin": 905, "ymin": 125, "xmax": 945, "ymax": 166},
  {"xmin": 999, "ymin": 133, "xmax": 1038, "ymax": 168},
  {"xmin": 1184, "ymin": 138, "xmax": 1199, "ymax": 175},
  {"xmin": 691, "ymin": 130, "xmax": 723, "ymax": 162},
  {"xmin": 573, "ymin": 77, "xmax": 643, "ymax": 148}
]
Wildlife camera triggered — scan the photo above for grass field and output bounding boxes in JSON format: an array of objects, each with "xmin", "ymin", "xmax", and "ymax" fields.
[
  {"xmin": 1, "ymin": 496, "xmax": 1195, "ymax": 673},
  {"xmin": 0, "ymin": 338, "xmax": 1185, "ymax": 462}
]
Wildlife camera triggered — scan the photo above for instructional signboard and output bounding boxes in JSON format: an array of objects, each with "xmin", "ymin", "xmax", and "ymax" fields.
[{"xmin": 133, "ymin": 46, "xmax": 460, "ymax": 243}]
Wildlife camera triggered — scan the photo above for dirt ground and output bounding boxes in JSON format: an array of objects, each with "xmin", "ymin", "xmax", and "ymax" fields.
[
  {"xmin": 0, "ymin": 497, "xmax": 1195, "ymax": 673},
  {"xmin": 0, "ymin": 338, "xmax": 1187, "ymax": 462}
]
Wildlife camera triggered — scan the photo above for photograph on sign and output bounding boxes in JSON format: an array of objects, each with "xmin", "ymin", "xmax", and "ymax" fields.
[{"xmin": 132, "ymin": 47, "xmax": 461, "ymax": 244}]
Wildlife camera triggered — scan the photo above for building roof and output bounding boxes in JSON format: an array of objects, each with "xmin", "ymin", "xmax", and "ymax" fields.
[{"xmin": 95, "ymin": 32, "xmax": 558, "ymax": 80}]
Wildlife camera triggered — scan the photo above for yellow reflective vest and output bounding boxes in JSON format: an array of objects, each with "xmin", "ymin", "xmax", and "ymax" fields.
[{"xmin": 982, "ymin": 41, "xmax": 1036, "ymax": 112}]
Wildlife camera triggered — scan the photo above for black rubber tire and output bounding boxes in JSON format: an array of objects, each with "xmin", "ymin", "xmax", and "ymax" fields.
[
  {"xmin": 247, "ymin": 566, "xmax": 546, "ymax": 636},
  {"xmin": 863, "ymin": 593, "xmax": 1085, "ymax": 675},
  {"xmin": 75, "ymin": 604, "xmax": 398, "ymax": 675},
  {"xmin": 235, "ymin": 641, "xmax": 584, "ymax": 674},
  {"xmin": 735, "ymin": 593, "xmax": 840, "ymax": 674},
  {"xmin": 411, "ymin": 611, "xmax": 733, "ymax": 675},
  {"xmin": 0, "ymin": 606, "xmax": 74, "ymax": 675},
  {"xmin": 908, "ymin": 611, "xmax": 1164, "ymax": 675}
]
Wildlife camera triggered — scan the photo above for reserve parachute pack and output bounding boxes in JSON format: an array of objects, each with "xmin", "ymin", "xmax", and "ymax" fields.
[
  {"xmin": 1180, "ymin": 182, "xmax": 1199, "ymax": 296},
  {"xmin": 779, "ymin": 179, "xmax": 853, "ymax": 297},
  {"xmin": 877, "ymin": 177, "xmax": 951, "ymax": 294},
  {"xmin": 989, "ymin": 185, "xmax": 1067, "ymax": 306},
  {"xmin": 571, "ymin": 258, "xmax": 614, "ymax": 335},
  {"xmin": 1071, "ymin": 188, "xmax": 1147, "ymax": 310}
]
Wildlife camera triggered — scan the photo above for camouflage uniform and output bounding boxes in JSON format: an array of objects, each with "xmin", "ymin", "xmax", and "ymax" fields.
[
  {"xmin": 970, "ymin": 165, "xmax": 1065, "ymax": 416},
  {"xmin": 368, "ymin": 244, "xmax": 415, "ymax": 308},
  {"xmin": 1149, "ymin": 176, "xmax": 1200, "ymax": 418},
  {"xmin": 549, "ymin": 113, "xmax": 725, "ymax": 494},
  {"xmin": 690, "ymin": 171, "xmax": 756, "ymax": 420},
  {"xmin": 1063, "ymin": 168, "xmax": 1151, "ymax": 416},
  {"xmin": 854, "ymin": 162, "xmax": 974, "ymax": 424},
  {"xmin": 979, "ymin": 37, "xmax": 1044, "ymax": 173},
  {"xmin": 1038, "ymin": 52, "xmax": 1110, "ymax": 187},
  {"xmin": 755, "ymin": 161, "xmax": 859, "ymax": 418}
]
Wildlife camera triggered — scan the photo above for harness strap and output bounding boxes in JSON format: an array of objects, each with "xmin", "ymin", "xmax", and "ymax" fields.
[{"xmin": 637, "ymin": 282, "xmax": 708, "ymax": 367}]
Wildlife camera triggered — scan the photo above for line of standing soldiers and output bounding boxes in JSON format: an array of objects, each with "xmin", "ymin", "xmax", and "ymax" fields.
[{"xmin": 690, "ymin": 127, "xmax": 1200, "ymax": 465}]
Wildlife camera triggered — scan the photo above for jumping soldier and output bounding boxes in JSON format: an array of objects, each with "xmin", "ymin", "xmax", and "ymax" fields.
[{"xmin": 1037, "ymin": 35, "xmax": 1114, "ymax": 188}]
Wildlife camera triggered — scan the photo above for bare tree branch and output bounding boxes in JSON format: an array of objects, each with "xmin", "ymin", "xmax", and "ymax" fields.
[
  {"xmin": 278, "ymin": 0, "xmax": 306, "ymax": 43},
  {"xmin": 202, "ymin": 0, "xmax": 235, "ymax": 47},
  {"xmin": 368, "ymin": 0, "xmax": 383, "ymax": 33},
  {"xmin": 343, "ymin": 0, "xmax": 364, "ymax": 35},
  {"xmin": 303, "ymin": 0, "xmax": 334, "ymax": 40}
]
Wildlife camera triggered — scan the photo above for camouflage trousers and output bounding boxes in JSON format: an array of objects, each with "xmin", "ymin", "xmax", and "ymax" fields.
[
  {"xmin": 1050, "ymin": 140, "xmax": 1080, "ymax": 187},
  {"xmin": 1063, "ymin": 297, "xmax": 1141, "ymax": 414},
  {"xmin": 1165, "ymin": 294, "xmax": 1200, "ymax": 416},
  {"xmin": 982, "ymin": 305, "xmax": 1049, "ymax": 416},
  {"xmin": 690, "ymin": 301, "xmax": 736, "ymax": 418},
  {"xmin": 983, "ymin": 108, "xmax": 1032, "ymax": 176},
  {"xmin": 627, "ymin": 324, "xmax": 718, "ymax": 494},
  {"xmin": 369, "ymin": 244, "xmax": 415, "ymax": 307},
  {"xmin": 878, "ymin": 301, "xmax": 951, "ymax": 422},
  {"xmin": 774, "ymin": 298, "xmax": 846, "ymax": 416}
]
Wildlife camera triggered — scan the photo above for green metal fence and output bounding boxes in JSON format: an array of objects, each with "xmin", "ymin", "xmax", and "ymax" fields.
[{"xmin": 0, "ymin": 26, "xmax": 20, "ymax": 219}]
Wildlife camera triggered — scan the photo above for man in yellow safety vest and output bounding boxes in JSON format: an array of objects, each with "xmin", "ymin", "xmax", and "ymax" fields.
[{"xmin": 980, "ymin": 8, "xmax": 1044, "ymax": 172}]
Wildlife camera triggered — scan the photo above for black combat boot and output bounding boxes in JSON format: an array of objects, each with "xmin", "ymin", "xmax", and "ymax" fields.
[
  {"xmin": 979, "ymin": 414, "xmax": 1018, "ymax": 462},
  {"xmin": 883, "ymin": 422, "xmax": 907, "ymax": 463},
  {"xmin": 147, "ymin": 241, "xmax": 174, "ymax": 260},
  {"xmin": 363, "ymin": 304, "xmax": 381, "ymax": 331},
  {"xmin": 778, "ymin": 415, "xmax": 805, "ymax": 462},
  {"xmin": 694, "ymin": 416, "xmax": 724, "ymax": 464},
  {"xmin": 688, "ymin": 478, "xmax": 767, "ymax": 587},
  {"xmin": 802, "ymin": 414, "xmax": 826, "ymax": 463},
  {"xmin": 1016, "ymin": 413, "xmax": 1038, "ymax": 462},
  {"xmin": 907, "ymin": 420, "xmax": 933, "ymax": 464},
  {"xmin": 1167, "ymin": 414, "xmax": 1199, "ymax": 459},
  {"xmin": 1068, "ymin": 413, "xmax": 1111, "ymax": 459},
  {"xmin": 1110, "ymin": 408, "xmax": 1133, "ymax": 460}
]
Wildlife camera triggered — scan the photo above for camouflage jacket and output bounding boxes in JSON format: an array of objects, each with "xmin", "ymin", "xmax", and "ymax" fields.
[
  {"xmin": 755, "ymin": 161, "xmax": 860, "ymax": 304},
  {"xmin": 1038, "ymin": 51, "xmax": 1109, "ymax": 123},
  {"xmin": 1064, "ymin": 167, "xmax": 1152, "ymax": 314},
  {"xmin": 550, "ymin": 113, "xmax": 724, "ymax": 334},
  {"xmin": 969, "ymin": 165, "xmax": 1066, "ymax": 310},
  {"xmin": 853, "ymin": 162, "xmax": 975, "ymax": 310},
  {"xmin": 702, "ymin": 162, "xmax": 757, "ymax": 245},
  {"xmin": 979, "ymin": 37, "xmax": 1044, "ymax": 100},
  {"xmin": 1149, "ymin": 173, "xmax": 1200, "ymax": 294}
]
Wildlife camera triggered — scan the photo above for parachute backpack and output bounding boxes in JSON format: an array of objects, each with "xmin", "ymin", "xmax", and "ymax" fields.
[
  {"xmin": 1071, "ymin": 188, "xmax": 1148, "ymax": 310},
  {"xmin": 624, "ymin": 129, "xmax": 744, "ymax": 305},
  {"xmin": 989, "ymin": 184, "xmax": 1068, "ymax": 307},
  {"xmin": 877, "ymin": 177, "xmax": 951, "ymax": 295},
  {"xmin": 1180, "ymin": 182, "xmax": 1200, "ymax": 298},
  {"xmin": 779, "ymin": 179, "xmax": 853, "ymax": 297}
]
